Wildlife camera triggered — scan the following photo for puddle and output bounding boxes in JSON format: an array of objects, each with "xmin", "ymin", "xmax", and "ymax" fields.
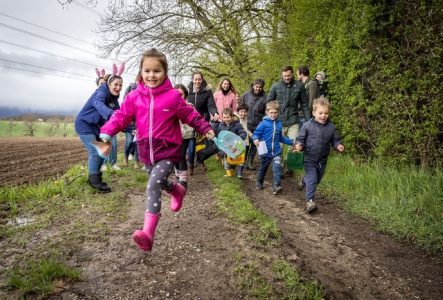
[{"xmin": 7, "ymin": 216, "xmax": 35, "ymax": 227}]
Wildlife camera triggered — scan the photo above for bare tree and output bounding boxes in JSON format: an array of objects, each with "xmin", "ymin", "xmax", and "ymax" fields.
[
  {"xmin": 23, "ymin": 115, "xmax": 38, "ymax": 137},
  {"xmin": 7, "ymin": 119, "xmax": 16, "ymax": 136},
  {"xmin": 97, "ymin": 0, "xmax": 279, "ymax": 83}
]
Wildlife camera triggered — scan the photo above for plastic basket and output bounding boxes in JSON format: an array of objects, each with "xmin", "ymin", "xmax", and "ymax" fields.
[{"xmin": 213, "ymin": 130, "xmax": 246, "ymax": 159}]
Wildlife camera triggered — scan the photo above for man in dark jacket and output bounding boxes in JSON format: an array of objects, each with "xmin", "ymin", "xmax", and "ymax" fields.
[
  {"xmin": 239, "ymin": 78, "xmax": 267, "ymax": 170},
  {"xmin": 268, "ymin": 66, "xmax": 311, "ymax": 173}
]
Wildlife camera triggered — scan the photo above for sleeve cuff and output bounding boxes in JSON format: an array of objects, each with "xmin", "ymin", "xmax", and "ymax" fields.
[{"xmin": 99, "ymin": 133, "xmax": 112, "ymax": 142}]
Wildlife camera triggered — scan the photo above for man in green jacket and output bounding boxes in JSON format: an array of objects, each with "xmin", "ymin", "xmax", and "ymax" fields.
[{"xmin": 268, "ymin": 65, "xmax": 311, "ymax": 144}]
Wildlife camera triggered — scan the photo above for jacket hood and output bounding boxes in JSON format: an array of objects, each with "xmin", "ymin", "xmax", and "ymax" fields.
[{"xmin": 136, "ymin": 77, "xmax": 173, "ymax": 96}]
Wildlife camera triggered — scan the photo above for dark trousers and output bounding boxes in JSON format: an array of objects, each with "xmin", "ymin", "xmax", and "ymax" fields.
[
  {"xmin": 257, "ymin": 155, "xmax": 282, "ymax": 188},
  {"xmin": 304, "ymin": 159, "xmax": 327, "ymax": 200}
]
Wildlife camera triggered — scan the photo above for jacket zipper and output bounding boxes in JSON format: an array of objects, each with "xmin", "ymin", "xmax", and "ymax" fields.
[
  {"xmin": 271, "ymin": 120, "xmax": 276, "ymax": 154},
  {"xmin": 149, "ymin": 89, "xmax": 155, "ymax": 164}
]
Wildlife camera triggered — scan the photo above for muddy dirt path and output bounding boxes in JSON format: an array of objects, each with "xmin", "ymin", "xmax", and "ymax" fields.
[
  {"xmin": 54, "ymin": 171, "xmax": 247, "ymax": 299},
  {"xmin": 241, "ymin": 171, "xmax": 443, "ymax": 299}
]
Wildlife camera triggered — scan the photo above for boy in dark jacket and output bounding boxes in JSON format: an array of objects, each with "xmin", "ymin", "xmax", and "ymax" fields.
[
  {"xmin": 215, "ymin": 108, "xmax": 247, "ymax": 177},
  {"xmin": 295, "ymin": 96, "xmax": 345, "ymax": 213},
  {"xmin": 253, "ymin": 101, "xmax": 294, "ymax": 195}
]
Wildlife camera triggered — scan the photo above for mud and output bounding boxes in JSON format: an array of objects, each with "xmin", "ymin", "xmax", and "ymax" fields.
[{"xmin": 0, "ymin": 137, "xmax": 441, "ymax": 299}]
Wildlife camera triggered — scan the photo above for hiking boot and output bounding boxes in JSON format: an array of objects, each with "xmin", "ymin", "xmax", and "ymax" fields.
[
  {"xmin": 255, "ymin": 182, "xmax": 263, "ymax": 190},
  {"xmin": 306, "ymin": 199, "xmax": 318, "ymax": 213},
  {"xmin": 128, "ymin": 154, "xmax": 134, "ymax": 161},
  {"xmin": 273, "ymin": 186, "xmax": 283, "ymax": 195},
  {"xmin": 88, "ymin": 173, "xmax": 111, "ymax": 193},
  {"xmin": 132, "ymin": 211, "xmax": 160, "ymax": 252},
  {"xmin": 297, "ymin": 176, "xmax": 305, "ymax": 190}
]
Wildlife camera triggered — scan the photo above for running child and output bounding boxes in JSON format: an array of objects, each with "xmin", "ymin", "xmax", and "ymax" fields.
[
  {"xmin": 253, "ymin": 101, "xmax": 294, "ymax": 195},
  {"xmin": 295, "ymin": 96, "xmax": 344, "ymax": 213},
  {"xmin": 97, "ymin": 49, "xmax": 214, "ymax": 252}
]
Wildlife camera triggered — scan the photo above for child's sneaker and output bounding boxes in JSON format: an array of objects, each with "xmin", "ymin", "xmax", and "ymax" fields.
[
  {"xmin": 111, "ymin": 164, "xmax": 121, "ymax": 170},
  {"xmin": 305, "ymin": 199, "xmax": 318, "ymax": 213},
  {"xmin": 255, "ymin": 182, "xmax": 263, "ymax": 190},
  {"xmin": 273, "ymin": 186, "xmax": 283, "ymax": 195},
  {"xmin": 100, "ymin": 164, "xmax": 107, "ymax": 172},
  {"xmin": 297, "ymin": 176, "xmax": 305, "ymax": 190}
]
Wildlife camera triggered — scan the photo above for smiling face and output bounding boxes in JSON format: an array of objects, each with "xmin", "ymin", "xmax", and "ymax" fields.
[
  {"xmin": 238, "ymin": 109, "xmax": 247, "ymax": 120},
  {"xmin": 221, "ymin": 79, "xmax": 230, "ymax": 91},
  {"xmin": 108, "ymin": 78, "xmax": 123, "ymax": 96},
  {"xmin": 141, "ymin": 57, "xmax": 166, "ymax": 88},
  {"xmin": 222, "ymin": 113, "xmax": 233, "ymax": 124},
  {"xmin": 282, "ymin": 70, "xmax": 293, "ymax": 84},
  {"xmin": 253, "ymin": 84, "xmax": 263, "ymax": 95},
  {"xmin": 313, "ymin": 104, "xmax": 330, "ymax": 124},
  {"xmin": 193, "ymin": 73, "xmax": 203, "ymax": 90},
  {"xmin": 266, "ymin": 109, "xmax": 279, "ymax": 120}
]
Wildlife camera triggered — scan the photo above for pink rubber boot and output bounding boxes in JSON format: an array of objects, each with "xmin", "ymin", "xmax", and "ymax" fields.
[
  {"xmin": 132, "ymin": 211, "xmax": 160, "ymax": 252},
  {"xmin": 168, "ymin": 182, "xmax": 187, "ymax": 212}
]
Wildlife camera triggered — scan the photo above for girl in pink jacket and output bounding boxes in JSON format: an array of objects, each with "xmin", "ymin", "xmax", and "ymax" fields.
[
  {"xmin": 99, "ymin": 49, "xmax": 215, "ymax": 252},
  {"xmin": 213, "ymin": 77, "xmax": 239, "ymax": 115}
]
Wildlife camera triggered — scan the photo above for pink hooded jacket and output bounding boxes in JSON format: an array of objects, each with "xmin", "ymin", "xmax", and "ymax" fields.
[
  {"xmin": 100, "ymin": 78, "xmax": 212, "ymax": 165},
  {"xmin": 213, "ymin": 90, "xmax": 238, "ymax": 115}
]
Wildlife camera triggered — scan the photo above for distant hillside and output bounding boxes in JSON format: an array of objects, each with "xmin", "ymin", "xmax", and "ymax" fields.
[{"xmin": 0, "ymin": 106, "xmax": 76, "ymax": 119}]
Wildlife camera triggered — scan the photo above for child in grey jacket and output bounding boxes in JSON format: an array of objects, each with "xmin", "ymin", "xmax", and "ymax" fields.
[{"xmin": 295, "ymin": 96, "xmax": 344, "ymax": 213}]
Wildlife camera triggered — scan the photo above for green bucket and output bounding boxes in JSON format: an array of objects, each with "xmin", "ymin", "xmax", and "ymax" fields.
[{"xmin": 286, "ymin": 151, "xmax": 304, "ymax": 170}]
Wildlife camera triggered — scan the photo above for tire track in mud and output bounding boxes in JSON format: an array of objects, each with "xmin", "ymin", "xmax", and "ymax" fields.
[{"xmin": 241, "ymin": 171, "xmax": 443, "ymax": 300}]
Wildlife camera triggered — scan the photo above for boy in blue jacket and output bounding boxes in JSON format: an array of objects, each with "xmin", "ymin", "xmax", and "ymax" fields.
[
  {"xmin": 253, "ymin": 101, "xmax": 294, "ymax": 194},
  {"xmin": 295, "ymin": 96, "xmax": 345, "ymax": 213}
]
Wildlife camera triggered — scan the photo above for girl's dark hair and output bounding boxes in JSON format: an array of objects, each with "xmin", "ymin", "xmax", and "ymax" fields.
[
  {"xmin": 137, "ymin": 48, "xmax": 168, "ymax": 82},
  {"xmin": 174, "ymin": 84, "xmax": 188, "ymax": 99},
  {"xmin": 217, "ymin": 77, "xmax": 237, "ymax": 94},
  {"xmin": 237, "ymin": 103, "xmax": 249, "ymax": 112},
  {"xmin": 253, "ymin": 78, "xmax": 265, "ymax": 87},
  {"xmin": 104, "ymin": 73, "xmax": 122, "ymax": 86},
  {"xmin": 192, "ymin": 71, "xmax": 204, "ymax": 80}
]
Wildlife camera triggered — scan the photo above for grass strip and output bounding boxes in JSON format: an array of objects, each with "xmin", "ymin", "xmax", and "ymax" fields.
[{"xmin": 321, "ymin": 155, "xmax": 443, "ymax": 253}]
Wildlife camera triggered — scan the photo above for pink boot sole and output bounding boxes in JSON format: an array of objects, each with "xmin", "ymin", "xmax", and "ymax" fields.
[{"xmin": 132, "ymin": 230, "xmax": 153, "ymax": 252}]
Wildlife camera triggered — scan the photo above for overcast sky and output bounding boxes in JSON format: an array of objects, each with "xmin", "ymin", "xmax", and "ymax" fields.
[{"xmin": 0, "ymin": 0, "xmax": 135, "ymax": 113}]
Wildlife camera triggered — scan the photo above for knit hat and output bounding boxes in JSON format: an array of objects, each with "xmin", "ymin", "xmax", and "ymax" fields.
[{"xmin": 314, "ymin": 71, "xmax": 326, "ymax": 81}]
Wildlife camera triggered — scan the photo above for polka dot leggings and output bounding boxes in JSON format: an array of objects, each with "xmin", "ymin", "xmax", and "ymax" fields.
[{"xmin": 145, "ymin": 159, "xmax": 174, "ymax": 214}]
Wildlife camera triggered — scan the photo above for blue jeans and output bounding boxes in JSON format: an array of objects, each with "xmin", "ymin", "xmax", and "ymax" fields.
[
  {"xmin": 187, "ymin": 138, "xmax": 196, "ymax": 166},
  {"xmin": 124, "ymin": 132, "xmax": 139, "ymax": 161},
  {"xmin": 104, "ymin": 135, "xmax": 117, "ymax": 165},
  {"xmin": 79, "ymin": 134, "xmax": 104, "ymax": 175},
  {"xmin": 304, "ymin": 159, "xmax": 327, "ymax": 200},
  {"xmin": 257, "ymin": 154, "xmax": 282, "ymax": 188}
]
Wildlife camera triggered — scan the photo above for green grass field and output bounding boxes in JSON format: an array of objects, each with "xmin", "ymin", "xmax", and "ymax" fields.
[{"xmin": 0, "ymin": 120, "xmax": 77, "ymax": 137}]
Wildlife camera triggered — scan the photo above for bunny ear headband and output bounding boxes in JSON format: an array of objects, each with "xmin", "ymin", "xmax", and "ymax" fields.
[
  {"xmin": 107, "ymin": 63, "xmax": 125, "ymax": 84},
  {"xmin": 95, "ymin": 68, "xmax": 106, "ymax": 78}
]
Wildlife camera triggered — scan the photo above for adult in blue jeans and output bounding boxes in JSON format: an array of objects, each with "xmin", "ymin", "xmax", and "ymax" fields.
[{"xmin": 75, "ymin": 70, "xmax": 123, "ymax": 192}]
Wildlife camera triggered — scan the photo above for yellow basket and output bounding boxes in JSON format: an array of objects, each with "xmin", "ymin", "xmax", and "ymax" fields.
[{"xmin": 227, "ymin": 152, "xmax": 245, "ymax": 165}]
